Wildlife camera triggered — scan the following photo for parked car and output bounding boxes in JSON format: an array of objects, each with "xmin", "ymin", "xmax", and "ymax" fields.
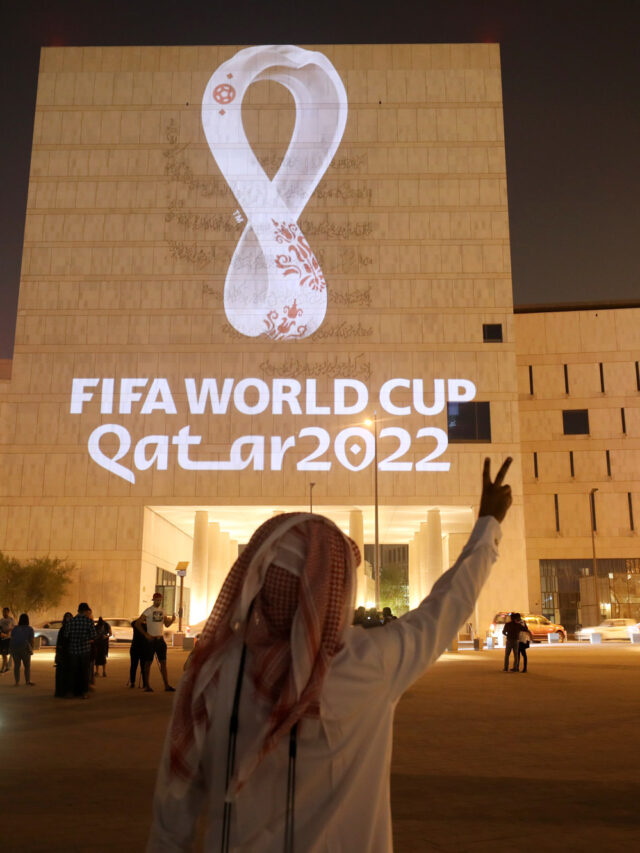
[
  {"xmin": 488, "ymin": 612, "xmax": 566, "ymax": 643},
  {"xmin": 101, "ymin": 617, "xmax": 135, "ymax": 642},
  {"xmin": 576, "ymin": 618, "xmax": 638, "ymax": 642},
  {"xmin": 34, "ymin": 620, "xmax": 64, "ymax": 647}
]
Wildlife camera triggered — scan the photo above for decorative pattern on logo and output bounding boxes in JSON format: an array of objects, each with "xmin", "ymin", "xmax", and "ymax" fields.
[
  {"xmin": 263, "ymin": 299, "xmax": 308, "ymax": 341},
  {"xmin": 201, "ymin": 45, "xmax": 348, "ymax": 341},
  {"xmin": 273, "ymin": 220, "xmax": 326, "ymax": 293}
]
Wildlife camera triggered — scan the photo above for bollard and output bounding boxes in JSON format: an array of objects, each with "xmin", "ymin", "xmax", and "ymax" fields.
[
  {"xmin": 33, "ymin": 635, "xmax": 42, "ymax": 650},
  {"xmin": 485, "ymin": 636, "xmax": 494, "ymax": 649},
  {"xmin": 590, "ymin": 632, "xmax": 602, "ymax": 644},
  {"xmin": 172, "ymin": 632, "xmax": 185, "ymax": 648},
  {"xmin": 473, "ymin": 637, "xmax": 484, "ymax": 651},
  {"xmin": 183, "ymin": 636, "xmax": 195, "ymax": 651}
]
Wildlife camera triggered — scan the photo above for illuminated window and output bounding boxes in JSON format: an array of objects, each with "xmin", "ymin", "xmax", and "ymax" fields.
[
  {"xmin": 562, "ymin": 409, "xmax": 589, "ymax": 435},
  {"xmin": 447, "ymin": 402, "xmax": 491, "ymax": 443},
  {"xmin": 482, "ymin": 323, "xmax": 503, "ymax": 343}
]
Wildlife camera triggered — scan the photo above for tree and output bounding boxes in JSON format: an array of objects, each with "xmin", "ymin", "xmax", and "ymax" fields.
[{"xmin": 0, "ymin": 553, "xmax": 74, "ymax": 616}]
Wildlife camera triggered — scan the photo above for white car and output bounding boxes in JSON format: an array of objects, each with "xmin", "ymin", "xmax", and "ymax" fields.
[
  {"xmin": 34, "ymin": 620, "xmax": 65, "ymax": 647},
  {"xmin": 576, "ymin": 618, "xmax": 638, "ymax": 641},
  {"xmin": 101, "ymin": 617, "xmax": 135, "ymax": 642}
]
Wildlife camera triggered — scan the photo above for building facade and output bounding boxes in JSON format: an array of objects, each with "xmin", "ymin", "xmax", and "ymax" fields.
[
  {"xmin": 0, "ymin": 42, "xmax": 544, "ymax": 631},
  {"xmin": 515, "ymin": 306, "xmax": 640, "ymax": 630}
]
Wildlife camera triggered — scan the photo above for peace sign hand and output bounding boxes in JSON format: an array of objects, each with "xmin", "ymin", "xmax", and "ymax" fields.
[{"xmin": 479, "ymin": 457, "xmax": 513, "ymax": 523}]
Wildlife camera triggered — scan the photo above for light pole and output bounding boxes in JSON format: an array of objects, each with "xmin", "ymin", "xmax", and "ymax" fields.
[
  {"xmin": 309, "ymin": 481, "xmax": 316, "ymax": 513},
  {"xmin": 365, "ymin": 413, "xmax": 380, "ymax": 608},
  {"xmin": 589, "ymin": 488, "xmax": 599, "ymax": 623}
]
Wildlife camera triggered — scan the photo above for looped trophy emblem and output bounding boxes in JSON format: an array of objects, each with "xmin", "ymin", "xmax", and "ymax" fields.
[{"xmin": 202, "ymin": 45, "xmax": 348, "ymax": 340}]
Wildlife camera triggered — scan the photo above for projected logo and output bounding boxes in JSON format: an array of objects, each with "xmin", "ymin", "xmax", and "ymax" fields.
[{"xmin": 202, "ymin": 45, "xmax": 348, "ymax": 341}]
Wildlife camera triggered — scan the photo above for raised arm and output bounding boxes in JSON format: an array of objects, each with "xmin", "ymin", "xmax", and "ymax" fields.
[{"xmin": 368, "ymin": 457, "xmax": 513, "ymax": 701}]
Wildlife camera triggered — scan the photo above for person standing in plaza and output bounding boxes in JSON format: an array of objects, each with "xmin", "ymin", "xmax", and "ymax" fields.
[
  {"xmin": 502, "ymin": 612, "xmax": 522, "ymax": 672},
  {"xmin": 93, "ymin": 616, "xmax": 112, "ymax": 678},
  {"xmin": 54, "ymin": 611, "xmax": 74, "ymax": 697},
  {"xmin": 129, "ymin": 617, "xmax": 150, "ymax": 689},
  {"xmin": 517, "ymin": 617, "xmax": 532, "ymax": 673},
  {"xmin": 0, "ymin": 606, "xmax": 16, "ymax": 673},
  {"xmin": 10, "ymin": 613, "xmax": 35, "ymax": 686},
  {"xmin": 147, "ymin": 457, "xmax": 512, "ymax": 852},
  {"xmin": 137, "ymin": 593, "xmax": 175, "ymax": 693},
  {"xmin": 63, "ymin": 602, "xmax": 96, "ymax": 698}
]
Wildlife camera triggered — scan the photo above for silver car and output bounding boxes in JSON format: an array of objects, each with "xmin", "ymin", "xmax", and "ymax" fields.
[{"xmin": 34, "ymin": 620, "xmax": 64, "ymax": 647}]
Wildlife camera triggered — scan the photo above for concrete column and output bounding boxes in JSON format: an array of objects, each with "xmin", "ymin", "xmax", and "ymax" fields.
[
  {"xmin": 207, "ymin": 522, "xmax": 223, "ymax": 611},
  {"xmin": 408, "ymin": 535, "xmax": 420, "ymax": 610},
  {"xmin": 349, "ymin": 509, "xmax": 366, "ymax": 606},
  {"xmin": 218, "ymin": 530, "xmax": 231, "ymax": 578},
  {"xmin": 191, "ymin": 510, "xmax": 209, "ymax": 622},
  {"xmin": 418, "ymin": 522, "xmax": 430, "ymax": 600},
  {"xmin": 426, "ymin": 509, "xmax": 443, "ymax": 593}
]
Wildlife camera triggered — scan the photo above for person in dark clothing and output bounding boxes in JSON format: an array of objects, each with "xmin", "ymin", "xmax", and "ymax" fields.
[
  {"xmin": 94, "ymin": 617, "xmax": 111, "ymax": 678},
  {"xmin": 64, "ymin": 602, "xmax": 96, "ymax": 698},
  {"xmin": 353, "ymin": 606, "xmax": 366, "ymax": 626},
  {"xmin": 128, "ymin": 617, "xmax": 149, "ymax": 688},
  {"xmin": 10, "ymin": 613, "xmax": 35, "ymax": 686},
  {"xmin": 518, "ymin": 618, "xmax": 532, "ymax": 672},
  {"xmin": 502, "ymin": 612, "xmax": 522, "ymax": 672},
  {"xmin": 382, "ymin": 607, "xmax": 397, "ymax": 624},
  {"xmin": 54, "ymin": 611, "xmax": 74, "ymax": 697}
]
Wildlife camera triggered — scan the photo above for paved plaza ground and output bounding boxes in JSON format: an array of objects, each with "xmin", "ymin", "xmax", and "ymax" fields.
[{"xmin": 1, "ymin": 642, "xmax": 638, "ymax": 852}]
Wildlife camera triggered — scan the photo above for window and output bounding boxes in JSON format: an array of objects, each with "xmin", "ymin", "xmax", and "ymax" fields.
[
  {"xmin": 621, "ymin": 407, "xmax": 627, "ymax": 434},
  {"xmin": 533, "ymin": 451, "xmax": 538, "ymax": 479},
  {"xmin": 629, "ymin": 493, "xmax": 635, "ymax": 532},
  {"xmin": 636, "ymin": 361, "xmax": 640, "ymax": 391},
  {"xmin": 569, "ymin": 451, "xmax": 574, "ymax": 477},
  {"xmin": 606, "ymin": 450, "xmax": 611, "ymax": 477},
  {"xmin": 562, "ymin": 409, "xmax": 589, "ymax": 435},
  {"xmin": 599, "ymin": 362, "xmax": 605, "ymax": 393},
  {"xmin": 563, "ymin": 364, "xmax": 569, "ymax": 394},
  {"xmin": 482, "ymin": 323, "xmax": 503, "ymax": 343},
  {"xmin": 554, "ymin": 494, "xmax": 560, "ymax": 532},
  {"xmin": 528, "ymin": 365, "xmax": 534, "ymax": 395},
  {"xmin": 447, "ymin": 401, "xmax": 491, "ymax": 443}
]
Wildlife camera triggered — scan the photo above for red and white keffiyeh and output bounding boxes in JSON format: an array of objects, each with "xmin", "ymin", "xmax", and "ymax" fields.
[{"xmin": 168, "ymin": 512, "xmax": 360, "ymax": 796}]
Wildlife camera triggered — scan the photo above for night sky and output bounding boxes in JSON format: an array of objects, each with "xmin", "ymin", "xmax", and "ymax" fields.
[{"xmin": 1, "ymin": 0, "xmax": 638, "ymax": 359}]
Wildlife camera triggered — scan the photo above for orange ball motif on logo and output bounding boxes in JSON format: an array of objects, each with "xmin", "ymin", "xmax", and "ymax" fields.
[{"xmin": 213, "ymin": 83, "xmax": 236, "ymax": 105}]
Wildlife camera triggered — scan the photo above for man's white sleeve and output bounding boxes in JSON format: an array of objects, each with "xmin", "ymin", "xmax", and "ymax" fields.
[{"xmin": 369, "ymin": 515, "xmax": 502, "ymax": 702}]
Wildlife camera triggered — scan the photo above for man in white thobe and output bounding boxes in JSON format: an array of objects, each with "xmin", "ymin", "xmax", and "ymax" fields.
[{"xmin": 148, "ymin": 457, "xmax": 512, "ymax": 852}]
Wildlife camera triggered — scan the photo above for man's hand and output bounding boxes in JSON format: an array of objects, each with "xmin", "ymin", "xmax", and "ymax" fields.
[{"xmin": 479, "ymin": 457, "xmax": 513, "ymax": 523}]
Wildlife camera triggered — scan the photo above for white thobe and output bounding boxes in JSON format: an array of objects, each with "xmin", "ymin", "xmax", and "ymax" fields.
[{"xmin": 148, "ymin": 516, "xmax": 501, "ymax": 852}]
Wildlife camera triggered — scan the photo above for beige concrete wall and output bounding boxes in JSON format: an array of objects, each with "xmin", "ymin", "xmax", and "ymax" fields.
[
  {"xmin": 0, "ymin": 44, "xmax": 526, "ymax": 623},
  {"xmin": 515, "ymin": 308, "xmax": 640, "ymax": 614},
  {"xmin": 140, "ymin": 507, "xmax": 193, "ymax": 614}
]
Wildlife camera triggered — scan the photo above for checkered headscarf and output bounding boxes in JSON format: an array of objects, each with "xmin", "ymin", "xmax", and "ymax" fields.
[{"xmin": 167, "ymin": 513, "xmax": 359, "ymax": 795}]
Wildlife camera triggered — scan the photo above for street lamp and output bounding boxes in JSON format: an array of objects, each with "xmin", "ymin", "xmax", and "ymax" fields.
[
  {"xmin": 589, "ymin": 487, "xmax": 599, "ymax": 622},
  {"xmin": 364, "ymin": 413, "xmax": 380, "ymax": 608}
]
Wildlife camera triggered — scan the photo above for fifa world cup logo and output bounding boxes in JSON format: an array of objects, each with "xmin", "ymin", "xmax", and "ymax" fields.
[{"xmin": 202, "ymin": 45, "xmax": 348, "ymax": 341}]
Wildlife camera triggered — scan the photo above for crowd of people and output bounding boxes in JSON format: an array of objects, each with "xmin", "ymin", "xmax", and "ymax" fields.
[{"xmin": 0, "ymin": 591, "xmax": 178, "ymax": 697}]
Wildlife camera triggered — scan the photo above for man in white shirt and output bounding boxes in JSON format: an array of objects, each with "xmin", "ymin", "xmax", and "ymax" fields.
[
  {"xmin": 148, "ymin": 456, "xmax": 512, "ymax": 852},
  {"xmin": 137, "ymin": 593, "xmax": 176, "ymax": 693}
]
